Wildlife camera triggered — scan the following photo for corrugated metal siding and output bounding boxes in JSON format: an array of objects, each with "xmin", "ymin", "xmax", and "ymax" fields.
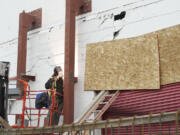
[
  {"xmin": 102, "ymin": 82, "xmax": 180, "ymax": 134},
  {"xmin": 103, "ymin": 82, "xmax": 180, "ymax": 118}
]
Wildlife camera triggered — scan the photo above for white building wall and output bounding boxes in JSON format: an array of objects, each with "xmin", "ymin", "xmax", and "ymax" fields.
[
  {"xmin": 0, "ymin": 0, "xmax": 180, "ymax": 126},
  {"xmin": 75, "ymin": 0, "xmax": 180, "ymax": 119}
]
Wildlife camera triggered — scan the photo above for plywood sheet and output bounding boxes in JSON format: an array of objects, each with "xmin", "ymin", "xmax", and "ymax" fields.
[
  {"xmin": 84, "ymin": 34, "xmax": 160, "ymax": 90},
  {"xmin": 156, "ymin": 25, "xmax": 180, "ymax": 85}
]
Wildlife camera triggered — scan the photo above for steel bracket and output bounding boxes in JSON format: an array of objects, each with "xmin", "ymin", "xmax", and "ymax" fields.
[
  {"xmin": 21, "ymin": 74, "xmax": 36, "ymax": 82},
  {"xmin": 76, "ymin": 0, "xmax": 91, "ymax": 15},
  {"xmin": 28, "ymin": 8, "xmax": 42, "ymax": 30}
]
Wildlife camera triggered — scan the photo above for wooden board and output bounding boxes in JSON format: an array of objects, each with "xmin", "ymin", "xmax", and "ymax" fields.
[
  {"xmin": 156, "ymin": 25, "xmax": 180, "ymax": 85},
  {"xmin": 84, "ymin": 34, "xmax": 160, "ymax": 90}
]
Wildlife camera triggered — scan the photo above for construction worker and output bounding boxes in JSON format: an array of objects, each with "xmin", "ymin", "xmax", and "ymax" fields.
[{"xmin": 45, "ymin": 66, "xmax": 64, "ymax": 125}]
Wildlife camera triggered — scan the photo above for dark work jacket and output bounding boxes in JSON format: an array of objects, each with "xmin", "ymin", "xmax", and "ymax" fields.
[{"xmin": 45, "ymin": 77, "xmax": 64, "ymax": 97}]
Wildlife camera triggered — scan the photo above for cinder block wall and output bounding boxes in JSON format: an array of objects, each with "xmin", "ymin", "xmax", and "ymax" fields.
[{"xmin": 0, "ymin": 0, "xmax": 180, "ymax": 127}]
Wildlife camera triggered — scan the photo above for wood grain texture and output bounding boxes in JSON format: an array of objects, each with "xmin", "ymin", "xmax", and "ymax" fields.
[
  {"xmin": 84, "ymin": 34, "xmax": 160, "ymax": 90},
  {"xmin": 156, "ymin": 25, "xmax": 180, "ymax": 85}
]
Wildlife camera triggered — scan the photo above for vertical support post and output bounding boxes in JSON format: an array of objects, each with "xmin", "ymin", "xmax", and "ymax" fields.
[
  {"xmin": 17, "ymin": 9, "xmax": 42, "ymax": 95},
  {"xmin": 64, "ymin": 0, "xmax": 76, "ymax": 124},
  {"xmin": 17, "ymin": 12, "xmax": 31, "ymax": 94},
  {"xmin": 64, "ymin": 0, "xmax": 91, "ymax": 124},
  {"xmin": 37, "ymin": 109, "xmax": 41, "ymax": 127}
]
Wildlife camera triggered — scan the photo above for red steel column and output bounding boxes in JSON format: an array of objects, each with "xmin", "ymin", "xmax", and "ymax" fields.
[
  {"xmin": 17, "ymin": 12, "xmax": 34, "ymax": 94},
  {"xmin": 17, "ymin": 9, "xmax": 41, "ymax": 94},
  {"xmin": 64, "ymin": 0, "xmax": 91, "ymax": 124},
  {"xmin": 64, "ymin": 0, "xmax": 76, "ymax": 124}
]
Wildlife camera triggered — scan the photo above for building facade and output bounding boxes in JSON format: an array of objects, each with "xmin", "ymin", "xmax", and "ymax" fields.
[{"xmin": 0, "ymin": 0, "xmax": 180, "ymax": 127}]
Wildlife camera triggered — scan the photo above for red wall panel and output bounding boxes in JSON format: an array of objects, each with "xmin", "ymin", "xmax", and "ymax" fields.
[
  {"xmin": 102, "ymin": 83, "xmax": 180, "ymax": 134},
  {"xmin": 103, "ymin": 83, "xmax": 180, "ymax": 118}
]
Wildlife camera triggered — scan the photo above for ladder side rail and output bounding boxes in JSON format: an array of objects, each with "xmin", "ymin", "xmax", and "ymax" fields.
[
  {"xmin": 79, "ymin": 93, "xmax": 108, "ymax": 123},
  {"xmin": 74, "ymin": 91, "xmax": 107, "ymax": 123},
  {"xmin": 94, "ymin": 91, "xmax": 120, "ymax": 121}
]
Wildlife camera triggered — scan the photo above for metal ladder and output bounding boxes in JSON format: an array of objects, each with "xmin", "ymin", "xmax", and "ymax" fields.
[
  {"xmin": 62, "ymin": 91, "xmax": 120, "ymax": 135},
  {"xmin": 73, "ymin": 90, "xmax": 120, "ymax": 135},
  {"xmin": 76, "ymin": 91, "xmax": 120, "ymax": 124}
]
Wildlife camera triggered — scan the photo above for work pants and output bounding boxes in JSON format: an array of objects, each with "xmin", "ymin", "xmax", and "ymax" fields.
[{"xmin": 48, "ymin": 95, "xmax": 63, "ymax": 125}]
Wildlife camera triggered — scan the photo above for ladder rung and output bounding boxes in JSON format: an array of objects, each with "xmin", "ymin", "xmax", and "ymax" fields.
[
  {"xmin": 74, "ymin": 91, "xmax": 120, "ymax": 125},
  {"xmin": 105, "ymin": 94, "xmax": 114, "ymax": 97},
  {"xmin": 93, "ymin": 110, "xmax": 101, "ymax": 113},
  {"xmin": 99, "ymin": 102, "xmax": 108, "ymax": 105},
  {"xmin": 85, "ymin": 119, "xmax": 94, "ymax": 122}
]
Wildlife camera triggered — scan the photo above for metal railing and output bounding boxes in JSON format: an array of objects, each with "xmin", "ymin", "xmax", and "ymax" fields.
[{"xmin": 1, "ymin": 110, "xmax": 180, "ymax": 135}]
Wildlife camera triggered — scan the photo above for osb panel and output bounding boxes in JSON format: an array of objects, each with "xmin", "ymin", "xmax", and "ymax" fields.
[
  {"xmin": 156, "ymin": 25, "xmax": 180, "ymax": 85},
  {"xmin": 84, "ymin": 34, "xmax": 160, "ymax": 90}
]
